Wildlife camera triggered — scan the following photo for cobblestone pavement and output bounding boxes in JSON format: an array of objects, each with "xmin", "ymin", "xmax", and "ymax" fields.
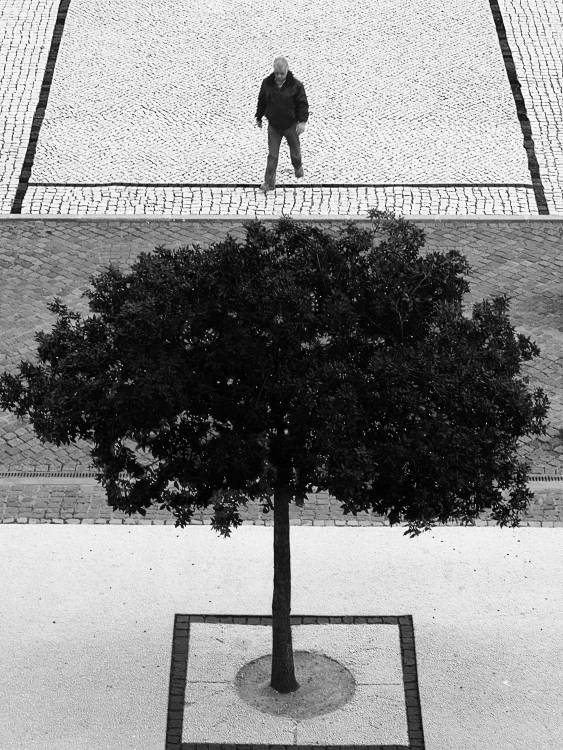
[
  {"xmin": 498, "ymin": 0, "xmax": 563, "ymax": 212},
  {"xmin": 1, "ymin": 216, "xmax": 562, "ymax": 524},
  {"xmin": 0, "ymin": 0, "xmax": 562, "ymax": 215},
  {"xmin": 0, "ymin": 0, "xmax": 60, "ymax": 213},
  {"xmin": 0, "ymin": 478, "xmax": 561, "ymax": 526},
  {"xmin": 21, "ymin": 185, "xmax": 540, "ymax": 217}
]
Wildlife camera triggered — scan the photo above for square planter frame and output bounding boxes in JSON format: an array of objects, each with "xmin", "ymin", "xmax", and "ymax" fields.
[{"xmin": 166, "ymin": 614, "xmax": 425, "ymax": 750}]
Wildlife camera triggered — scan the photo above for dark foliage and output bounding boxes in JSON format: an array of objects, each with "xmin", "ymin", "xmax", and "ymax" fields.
[{"xmin": 1, "ymin": 210, "xmax": 549, "ymax": 536}]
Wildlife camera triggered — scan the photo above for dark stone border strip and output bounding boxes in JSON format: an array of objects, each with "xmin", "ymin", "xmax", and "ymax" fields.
[
  {"xmin": 10, "ymin": 0, "xmax": 72, "ymax": 214},
  {"xmin": 166, "ymin": 614, "xmax": 425, "ymax": 750},
  {"xmin": 398, "ymin": 617, "xmax": 425, "ymax": 750},
  {"xmin": 26, "ymin": 182, "xmax": 533, "ymax": 189},
  {"xmin": 167, "ymin": 616, "xmax": 190, "ymax": 750},
  {"xmin": 488, "ymin": 0, "xmax": 548, "ymax": 214}
]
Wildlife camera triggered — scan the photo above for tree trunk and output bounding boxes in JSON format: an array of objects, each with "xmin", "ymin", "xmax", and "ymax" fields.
[{"xmin": 270, "ymin": 481, "xmax": 300, "ymax": 693}]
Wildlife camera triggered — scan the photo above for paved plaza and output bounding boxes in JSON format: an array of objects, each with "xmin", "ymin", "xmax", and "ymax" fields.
[
  {"xmin": 1, "ymin": 0, "xmax": 562, "ymax": 215},
  {"xmin": 1, "ymin": 2, "xmax": 563, "ymax": 748}
]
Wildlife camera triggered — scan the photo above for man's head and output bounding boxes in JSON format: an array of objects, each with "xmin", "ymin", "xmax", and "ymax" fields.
[{"xmin": 273, "ymin": 56, "xmax": 289, "ymax": 85}]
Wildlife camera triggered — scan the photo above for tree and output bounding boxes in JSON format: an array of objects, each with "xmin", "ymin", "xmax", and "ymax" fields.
[{"xmin": 0, "ymin": 210, "xmax": 549, "ymax": 693}]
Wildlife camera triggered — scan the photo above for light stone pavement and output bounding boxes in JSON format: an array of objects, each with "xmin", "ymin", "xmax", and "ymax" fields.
[
  {"xmin": 499, "ymin": 0, "xmax": 563, "ymax": 212},
  {"xmin": 26, "ymin": 0, "xmax": 529, "ymax": 182},
  {"xmin": 0, "ymin": 0, "xmax": 562, "ymax": 214},
  {"xmin": 0, "ymin": 0, "xmax": 60, "ymax": 214}
]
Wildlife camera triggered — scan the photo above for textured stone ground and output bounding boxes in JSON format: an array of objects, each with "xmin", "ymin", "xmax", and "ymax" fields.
[
  {"xmin": 0, "ymin": 6, "xmax": 561, "ymax": 750},
  {"xmin": 1, "ymin": 478, "xmax": 561, "ymax": 526},
  {"xmin": 1, "ymin": 0, "xmax": 562, "ymax": 214},
  {"xmin": 2, "ymin": 525, "xmax": 562, "ymax": 749},
  {"xmin": 1, "ymin": 217, "xmax": 561, "ymax": 524}
]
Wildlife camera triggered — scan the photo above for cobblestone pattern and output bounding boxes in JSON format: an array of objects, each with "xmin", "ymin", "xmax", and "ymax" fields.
[
  {"xmin": 499, "ymin": 0, "xmax": 563, "ymax": 213},
  {"xmin": 20, "ymin": 184, "xmax": 539, "ymax": 216},
  {"xmin": 0, "ymin": 0, "xmax": 59, "ymax": 213},
  {"xmin": 3, "ymin": 0, "xmax": 563, "ymax": 216},
  {"xmin": 30, "ymin": 0, "xmax": 528, "ymax": 186},
  {"xmin": 0, "ymin": 480, "xmax": 561, "ymax": 526},
  {"xmin": 0, "ymin": 217, "xmax": 562, "ymax": 524},
  {"xmin": 421, "ymin": 219, "xmax": 563, "ymax": 474},
  {"xmin": 1, "ymin": 218, "xmax": 561, "ymax": 472}
]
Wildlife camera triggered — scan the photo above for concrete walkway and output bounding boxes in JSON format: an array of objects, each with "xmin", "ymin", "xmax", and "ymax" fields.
[{"xmin": 0, "ymin": 524, "xmax": 561, "ymax": 749}]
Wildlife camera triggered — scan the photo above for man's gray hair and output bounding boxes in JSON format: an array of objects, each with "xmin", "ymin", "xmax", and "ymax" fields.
[{"xmin": 273, "ymin": 56, "xmax": 289, "ymax": 71}]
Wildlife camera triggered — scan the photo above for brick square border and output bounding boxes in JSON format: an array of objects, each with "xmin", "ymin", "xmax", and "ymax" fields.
[{"xmin": 166, "ymin": 614, "xmax": 425, "ymax": 750}]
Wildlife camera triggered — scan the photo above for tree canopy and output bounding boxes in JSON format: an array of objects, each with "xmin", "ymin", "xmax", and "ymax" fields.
[{"xmin": 0, "ymin": 211, "xmax": 549, "ymax": 536}]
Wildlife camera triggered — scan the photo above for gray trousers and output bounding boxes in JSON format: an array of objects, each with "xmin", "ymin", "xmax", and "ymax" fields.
[{"xmin": 264, "ymin": 123, "xmax": 302, "ymax": 187}]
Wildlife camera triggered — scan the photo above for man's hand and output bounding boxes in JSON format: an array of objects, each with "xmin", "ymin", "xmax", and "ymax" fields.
[
  {"xmin": 296, "ymin": 122, "xmax": 306, "ymax": 136},
  {"xmin": 255, "ymin": 119, "xmax": 262, "ymax": 129}
]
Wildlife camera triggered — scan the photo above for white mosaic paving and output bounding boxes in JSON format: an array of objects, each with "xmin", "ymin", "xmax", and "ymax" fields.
[
  {"xmin": 499, "ymin": 0, "xmax": 563, "ymax": 214},
  {"xmin": 0, "ymin": 0, "xmax": 60, "ymax": 213},
  {"xmin": 22, "ymin": 183, "xmax": 539, "ymax": 215},
  {"xmin": 1, "ymin": 0, "xmax": 562, "ymax": 214},
  {"xmin": 30, "ymin": 0, "xmax": 529, "ymax": 185}
]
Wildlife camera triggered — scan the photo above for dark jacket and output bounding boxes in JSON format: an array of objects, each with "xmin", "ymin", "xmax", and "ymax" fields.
[{"xmin": 255, "ymin": 71, "xmax": 309, "ymax": 132}]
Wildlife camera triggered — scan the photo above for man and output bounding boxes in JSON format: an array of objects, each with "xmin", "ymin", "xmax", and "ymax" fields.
[{"xmin": 255, "ymin": 56, "xmax": 309, "ymax": 192}]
